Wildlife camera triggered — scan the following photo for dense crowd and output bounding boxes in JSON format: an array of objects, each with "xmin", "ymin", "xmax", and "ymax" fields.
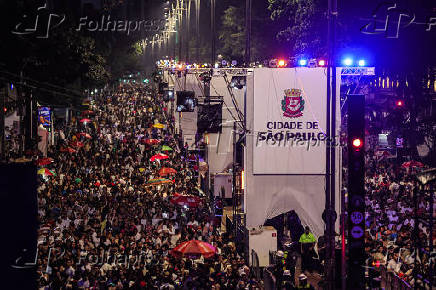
[
  {"xmin": 364, "ymin": 154, "xmax": 435, "ymax": 287},
  {"xmin": 34, "ymin": 84, "xmax": 261, "ymax": 289}
]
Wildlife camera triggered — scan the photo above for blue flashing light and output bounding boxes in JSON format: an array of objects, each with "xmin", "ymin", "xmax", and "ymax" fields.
[
  {"xmin": 343, "ymin": 58, "xmax": 353, "ymax": 66},
  {"xmin": 358, "ymin": 59, "xmax": 366, "ymax": 67},
  {"xmin": 298, "ymin": 59, "xmax": 308, "ymax": 66}
]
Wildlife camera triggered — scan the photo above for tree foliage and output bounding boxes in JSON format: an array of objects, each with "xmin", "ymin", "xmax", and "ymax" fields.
[
  {"xmin": 0, "ymin": 0, "xmax": 142, "ymax": 105},
  {"xmin": 268, "ymin": 0, "xmax": 327, "ymax": 57},
  {"xmin": 217, "ymin": 3, "xmax": 279, "ymax": 62}
]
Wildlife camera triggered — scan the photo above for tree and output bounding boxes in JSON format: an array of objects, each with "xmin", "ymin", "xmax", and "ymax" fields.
[
  {"xmin": 218, "ymin": 6, "xmax": 245, "ymax": 62},
  {"xmin": 217, "ymin": 3, "xmax": 280, "ymax": 62},
  {"xmin": 268, "ymin": 0, "xmax": 327, "ymax": 57},
  {"xmin": 0, "ymin": 0, "xmax": 112, "ymax": 105}
]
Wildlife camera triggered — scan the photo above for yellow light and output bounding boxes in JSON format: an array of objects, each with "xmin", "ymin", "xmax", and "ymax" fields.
[{"xmin": 241, "ymin": 170, "xmax": 245, "ymax": 190}]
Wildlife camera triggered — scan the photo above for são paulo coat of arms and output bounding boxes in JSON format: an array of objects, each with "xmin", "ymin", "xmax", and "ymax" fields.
[{"xmin": 281, "ymin": 89, "xmax": 304, "ymax": 118}]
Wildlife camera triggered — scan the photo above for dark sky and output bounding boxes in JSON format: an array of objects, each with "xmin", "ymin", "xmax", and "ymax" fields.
[{"xmin": 338, "ymin": 0, "xmax": 436, "ymax": 71}]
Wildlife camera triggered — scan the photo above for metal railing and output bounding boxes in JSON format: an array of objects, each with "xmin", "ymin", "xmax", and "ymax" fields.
[
  {"xmin": 380, "ymin": 266, "xmax": 412, "ymax": 289},
  {"xmin": 251, "ymin": 249, "xmax": 260, "ymax": 280}
]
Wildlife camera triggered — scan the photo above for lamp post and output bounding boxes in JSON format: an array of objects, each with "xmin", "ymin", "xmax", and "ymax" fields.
[
  {"xmin": 210, "ymin": 0, "xmax": 216, "ymax": 65},
  {"xmin": 325, "ymin": 0, "xmax": 338, "ymax": 288},
  {"xmin": 245, "ymin": 0, "xmax": 252, "ymax": 67},
  {"xmin": 195, "ymin": 0, "xmax": 200, "ymax": 62}
]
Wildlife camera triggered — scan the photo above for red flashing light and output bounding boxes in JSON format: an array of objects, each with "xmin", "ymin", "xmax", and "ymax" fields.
[
  {"xmin": 3, "ymin": 107, "xmax": 6, "ymax": 112},
  {"xmin": 396, "ymin": 100, "xmax": 403, "ymax": 107},
  {"xmin": 352, "ymin": 138, "xmax": 363, "ymax": 149},
  {"xmin": 278, "ymin": 59, "xmax": 286, "ymax": 67},
  {"xmin": 318, "ymin": 60, "xmax": 326, "ymax": 66}
]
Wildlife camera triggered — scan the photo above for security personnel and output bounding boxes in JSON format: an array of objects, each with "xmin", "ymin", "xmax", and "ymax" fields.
[
  {"xmin": 299, "ymin": 226, "xmax": 316, "ymax": 273},
  {"xmin": 274, "ymin": 251, "xmax": 285, "ymax": 289},
  {"xmin": 297, "ymin": 274, "xmax": 315, "ymax": 289}
]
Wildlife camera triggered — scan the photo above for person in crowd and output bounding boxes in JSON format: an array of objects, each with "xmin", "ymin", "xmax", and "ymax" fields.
[
  {"xmin": 299, "ymin": 226, "xmax": 317, "ymax": 273},
  {"xmin": 297, "ymin": 274, "xmax": 315, "ymax": 289}
]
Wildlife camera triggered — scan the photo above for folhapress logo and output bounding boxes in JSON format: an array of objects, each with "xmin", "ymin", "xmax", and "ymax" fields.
[{"xmin": 12, "ymin": 3, "xmax": 65, "ymax": 39}]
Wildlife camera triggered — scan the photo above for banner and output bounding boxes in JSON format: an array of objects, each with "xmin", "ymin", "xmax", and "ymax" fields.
[
  {"xmin": 253, "ymin": 68, "xmax": 328, "ymax": 174},
  {"xmin": 245, "ymin": 68, "xmax": 342, "ymax": 237},
  {"xmin": 38, "ymin": 107, "xmax": 51, "ymax": 128}
]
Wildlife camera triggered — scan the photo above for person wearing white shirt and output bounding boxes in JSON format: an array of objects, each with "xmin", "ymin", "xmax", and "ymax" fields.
[{"xmin": 387, "ymin": 252, "xmax": 401, "ymax": 273}]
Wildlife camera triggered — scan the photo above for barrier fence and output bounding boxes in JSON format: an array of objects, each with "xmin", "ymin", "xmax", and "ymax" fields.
[
  {"xmin": 379, "ymin": 266, "xmax": 412, "ymax": 289},
  {"xmin": 251, "ymin": 249, "xmax": 260, "ymax": 280}
]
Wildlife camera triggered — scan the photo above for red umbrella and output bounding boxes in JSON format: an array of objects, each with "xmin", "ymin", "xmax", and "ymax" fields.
[
  {"xmin": 150, "ymin": 153, "xmax": 169, "ymax": 162},
  {"xmin": 70, "ymin": 141, "xmax": 84, "ymax": 148},
  {"xmin": 401, "ymin": 160, "xmax": 424, "ymax": 168},
  {"xmin": 159, "ymin": 167, "xmax": 177, "ymax": 176},
  {"xmin": 77, "ymin": 132, "xmax": 92, "ymax": 139},
  {"xmin": 80, "ymin": 118, "xmax": 91, "ymax": 123},
  {"xmin": 35, "ymin": 157, "xmax": 54, "ymax": 166},
  {"xmin": 142, "ymin": 138, "xmax": 161, "ymax": 145},
  {"xmin": 171, "ymin": 240, "xmax": 216, "ymax": 259},
  {"xmin": 170, "ymin": 195, "xmax": 202, "ymax": 208}
]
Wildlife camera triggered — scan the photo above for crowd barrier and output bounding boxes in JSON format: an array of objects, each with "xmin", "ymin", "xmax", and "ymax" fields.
[{"xmin": 380, "ymin": 266, "xmax": 412, "ymax": 290}]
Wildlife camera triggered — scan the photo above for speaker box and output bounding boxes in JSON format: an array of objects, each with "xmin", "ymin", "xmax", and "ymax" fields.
[{"xmin": 197, "ymin": 104, "xmax": 222, "ymax": 134}]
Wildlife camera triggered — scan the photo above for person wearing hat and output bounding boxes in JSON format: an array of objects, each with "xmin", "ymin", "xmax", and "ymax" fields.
[
  {"xmin": 299, "ymin": 226, "xmax": 317, "ymax": 273},
  {"xmin": 282, "ymin": 270, "xmax": 295, "ymax": 290},
  {"xmin": 274, "ymin": 251, "xmax": 285, "ymax": 289},
  {"xmin": 296, "ymin": 273, "xmax": 314, "ymax": 289}
]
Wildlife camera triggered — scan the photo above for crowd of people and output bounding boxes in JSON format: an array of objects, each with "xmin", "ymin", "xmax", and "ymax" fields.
[
  {"xmin": 33, "ymin": 84, "xmax": 261, "ymax": 289},
  {"xmin": 364, "ymin": 154, "xmax": 435, "ymax": 287},
  {"xmin": 3, "ymin": 79, "xmax": 434, "ymax": 290}
]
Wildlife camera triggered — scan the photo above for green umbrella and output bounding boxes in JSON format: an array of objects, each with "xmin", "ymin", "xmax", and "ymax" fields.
[
  {"xmin": 161, "ymin": 145, "xmax": 173, "ymax": 151},
  {"xmin": 75, "ymin": 178, "xmax": 82, "ymax": 183}
]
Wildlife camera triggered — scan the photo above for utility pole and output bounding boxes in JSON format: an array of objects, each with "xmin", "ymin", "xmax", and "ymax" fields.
[
  {"xmin": 245, "ymin": 0, "xmax": 252, "ymax": 66},
  {"xmin": 324, "ymin": 0, "xmax": 338, "ymax": 289},
  {"xmin": 195, "ymin": 0, "xmax": 200, "ymax": 63},
  {"xmin": 210, "ymin": 0, "xmax": 216, "ymax": 65},
  {"xmin": 185, "ymin": 0, "xmax": 191, "ymax": 63}
]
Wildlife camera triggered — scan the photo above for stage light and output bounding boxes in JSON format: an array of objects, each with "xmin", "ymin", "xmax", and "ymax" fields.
[
  {"xmin": 358, "ymin": 60, "xmax": 366, "ymax": 67},
  {"xmin": 352, "ymin": 138, "xmax": 363, "ymax": 149},
  {"xmin": 298, "ymin": 59, "xmax": 307, "ymax": 66},
  {"xmin": 318, "ymin": 60, "xmax": 326, "ymax": 66},
  {"xmin": 278, "ymin": 59, "xmax": 286, "ymax": 67},
  {"xmin": 343, "ymin": 58, "xmax": 353, "ymax": 66}
]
